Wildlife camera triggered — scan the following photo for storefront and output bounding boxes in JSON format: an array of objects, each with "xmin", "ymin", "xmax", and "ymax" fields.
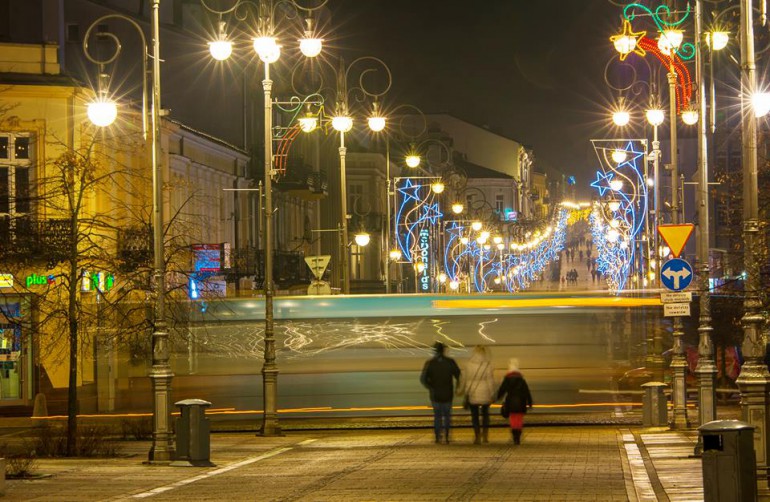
[{"xmin": 0, "ymin": 294, "xmax": 35, "ymax": 407}]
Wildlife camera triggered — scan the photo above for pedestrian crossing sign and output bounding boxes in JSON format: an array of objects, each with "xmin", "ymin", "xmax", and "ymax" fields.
[{"xmin": 657, "ymin": 224, "xmax": 694, "ymax": 258}]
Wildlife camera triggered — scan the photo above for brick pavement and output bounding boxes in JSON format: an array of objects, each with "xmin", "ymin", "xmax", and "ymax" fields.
[{"xmin": 3, "ymin": 425, "xmax": 703, "ymax": 501}]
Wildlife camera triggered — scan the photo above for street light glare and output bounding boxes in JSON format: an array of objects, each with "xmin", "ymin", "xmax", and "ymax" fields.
[
  {"xmin": 405, "ymin": 154, "xmax": 421, "ymax": 168},
  {"xmin": 332, "ymin": 115, "xmax": 353, "ymax": 132},
  {"xmin": 708, "ymin": 31, "xmax": 729, "ymax": 51},
  {"xmin": 354, "ymin": 232, "xmax": 370, "ymax": 247},
  {"xmin": 609, "ymin": 179, "xmax": 624, "ymax": 191},
  {"xmin": 299, "ymin": 37, "xmax": 323, "ymax": 58},
  {"xmin": 646, "ymin": 108, "xmax": 665, "ymax": 127},
  {"xmin": 681, "ymin": 108, "xmax": 699, "ymax": 125},
  {"xmin": 209, "ymin": 40, "xmax": 233, "ymax": 61},
  {"xmin": 611, "ymin": 149, "xmax": 627, "ymax": 164},
  {"xmin": 88, "ymin": 99, "xmax": 118, "ymax": 127},
  {"xmin": 613, "ymin": 35, "xmax": 637, "ymax": 55},
  {"xmin": 431, "ymin": 181, "xmax": 445, "ymax": 194},
  {"xmin": 298, "ymin": 116, "xmax": 318, "ymax": 133},
  {"xmin": 752, "ymin": 92, "xmax": 770, "ymax": 118},
  {"xmin": 451, "ymin": 202, "xmax": 464, "ymax": 214},
  {"xmin": 389, "ymin": 249, "xmax": 402, "ymax": 261},
  {"xmin": 612, "ymin": 110, "xmax": 630, "ymax": 126},
  {"xmin": 471, "ymin": 221, "xmax": 482, "ymax": 231},
  {"xmin": 253, "ymin": 36, "xmax": 281, "ymax": 63},
  {"xmin": 368, "ymin": 115, "xmax": 386, "ymax": 132}
]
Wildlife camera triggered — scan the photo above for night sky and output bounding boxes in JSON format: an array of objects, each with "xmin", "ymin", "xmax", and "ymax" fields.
[{"xmin": 327, "ymin": 1, "xmax": 627, "ymax": 193}]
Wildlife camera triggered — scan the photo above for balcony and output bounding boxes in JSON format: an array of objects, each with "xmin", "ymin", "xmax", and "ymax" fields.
[
  {"xmin": 0, "ymin": 216, "xmax": 72, "ymax": 267},
  {"xmin": 117, "ymin": 226, "xmax": 152, "ymax": 272},
  {"xmin": 275, "ymin": 159, "xmax": 328, "ymax": 200}
]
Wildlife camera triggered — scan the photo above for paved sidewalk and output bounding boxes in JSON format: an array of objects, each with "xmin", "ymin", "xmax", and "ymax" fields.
[{"xmin": 3, "ymin": 425, "xmax": 703, "ymax": 501}]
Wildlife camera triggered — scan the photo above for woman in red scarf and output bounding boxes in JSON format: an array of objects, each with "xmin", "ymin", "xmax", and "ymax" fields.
[{"xmin": 496, "ymin": 358, "xmax": 533, "ymax": 444}]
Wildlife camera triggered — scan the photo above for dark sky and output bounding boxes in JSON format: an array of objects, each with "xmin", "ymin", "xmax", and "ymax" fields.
[{"xmin": 327, "ymin": 0, "xmax": 626, "ymax": 192}]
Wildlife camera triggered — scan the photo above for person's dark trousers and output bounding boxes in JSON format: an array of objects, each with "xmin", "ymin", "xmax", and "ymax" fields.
[
  {"xmin": 431, "ymin": 401, "xmax": 452, "ymax": 443},
  {"xmin": 469, "ymin": 404, "xmax": 490, "ymax": 443}
]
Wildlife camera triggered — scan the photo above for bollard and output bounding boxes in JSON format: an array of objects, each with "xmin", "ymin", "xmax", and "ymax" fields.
[
  {"xmin": 170, "ymin": 399, "xmax": 215, "ymax": 467},
  {"xmin": 641, "ymin": 381, "xmax": 668, "ymax": 427},
  {"xmin": 699, "ymin": 420, "xmax": 757, "ymax": 502}
]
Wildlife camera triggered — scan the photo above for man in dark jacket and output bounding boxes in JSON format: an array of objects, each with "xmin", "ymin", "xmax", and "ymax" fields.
[{"xmin": 420, "ymin": 342, "xmax": 461, "ymax": 443}]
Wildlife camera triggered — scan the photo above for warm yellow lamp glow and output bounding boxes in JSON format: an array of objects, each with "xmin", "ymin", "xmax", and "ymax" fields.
[
  {"xmin": 405, "ymin": 154, "xmax": 421, "ymax": 168},
  {"xmin": 611, "ymin": 149, "xmax": 627, "ymax": 164},
  {"xmin": 209, "ymin": 39, "xmax": 233, "ymax": 61},
  {"xmin": 389, "ymin": 249, "xmax": 402, "ymax": 261},
  {"xmin": 299, "ymin": 37, "xmax": 323, "ymax": 58},
  {"xmin": 88, "ymin": 99, "xmax": 118, "ymax": 127},
  {"xmin": 646, "ymin": 108, "xmax": 665, "ymax": 126},
  {"xmin": 451, "ymin": 202, "xmax": 464, "ymax": 214},
  {"xmin": 368, "ymin": 116, "xmax": 386, "ymax": 132},
  {"xmin": 332, "ymin": 115, "xmax": 353, "ymax": 132},
  {"xmin": 298, "ymin": 116, "xmax": 318, "ymax": 133},
  {"xmin": 431, "ymin": 181, "xmax": 445, "ymax": 194},
  {"xmin": 612, "ymin": 110, "xmax": 630, "ymax": 126},
  {"xmin": 354, "ymin": 232, "xmax": 370, "ymax": 247},
  {"xmin": 253, "ymin": 36, "xmax": 281, "ymax": 63}
]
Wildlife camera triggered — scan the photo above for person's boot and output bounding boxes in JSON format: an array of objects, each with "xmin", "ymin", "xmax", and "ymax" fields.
[
  {"xmin": 473, "ymin": 425, "xmax": 481, "ymax": 444},
  {"xmin": 481, "ymin": 427, "xmax": 489, "ymax": 443},
  {"xmin": 444, "ymin": 429, "xmax": 450, "ymax": 444},
  {"xmin": 513, "ymin": 430, "xmax": 521, "ymax": 445}
]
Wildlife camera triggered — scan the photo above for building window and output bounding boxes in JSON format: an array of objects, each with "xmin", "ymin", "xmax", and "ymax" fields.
[
  {"xmin": 66, "ymin": 24, "xmax": 80, "ymax": 43},
  {"xmin": 349, "ymin": 183, "xmax": 363, "ymax": 213},
  {"xmin": 495, "ymin": 194, "xmax": 504, "ymax": 213},
  {"xmin": 0, "ymin": 133, "xmax": 33, "ymax": 219}
]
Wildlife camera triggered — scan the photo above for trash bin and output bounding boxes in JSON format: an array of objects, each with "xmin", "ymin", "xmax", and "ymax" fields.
[
  {"xmin": 171, "ymin": 399, "xmax": 215, "ymax": 467},
  {"xmin": 641, "ymin": 381, "xmax": 667, "ymax": 426},
  {"xmin": 698, "ymin": 420, "xmax": 757, "ymax": 502}
]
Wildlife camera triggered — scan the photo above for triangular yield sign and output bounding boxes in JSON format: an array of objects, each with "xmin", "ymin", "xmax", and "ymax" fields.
[
  {"xmin": 657, "ymin": 224, "xmax": 694, "ymax": 258},
  {"xmin": 304, "ymin": 255, "xmax": 331, "ymax": 280}
]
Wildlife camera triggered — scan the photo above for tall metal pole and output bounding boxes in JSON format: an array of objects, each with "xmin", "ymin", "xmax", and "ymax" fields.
[
  {"xmin": 260, "ymin": 62, "xmax": 280, "ymax": 436},
  {"xmin": 668, "ymin": 63, "xmax": 689, "ymax": 429},
  {"xmin": 693, "ymin": 0, "xmax": 717, "ymax": 427},
  {"xmin": 736, "ymin": 0, "xmax": 770, "ymax": 490},
  {"xmin": 651, "ymin": 124, "xmax": 664, "ymax": 381},
  {"xmin": 384, "ymin": 135, "xmax": 391, "ymax": 294},
  {"xmin": 148, "ymin": 0, "xmax": 174, "ymax": 463},
  {"xmin": 339, "ymin": 131, "xmax": 350, "ymax": 294}
]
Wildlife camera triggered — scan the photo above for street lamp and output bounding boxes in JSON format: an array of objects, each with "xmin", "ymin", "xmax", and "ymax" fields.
[
  {"xmin": 84, "ymin": 3, "xmax": 172, "ymax": 462},
  {"xmin": 736, "ymin": 0, "xmax": 770, "ymax": 489},
  {"xmin": 201, "ymin": 0, "xmax": 327, "ymax": 437}
]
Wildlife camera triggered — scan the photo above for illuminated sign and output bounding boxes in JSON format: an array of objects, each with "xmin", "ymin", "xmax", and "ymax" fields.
[
  {"xmin": 504, "ymin": 210, "xmax": 518, "ymax": 222},
  {"xmin": 81, "ymin": 271, "xmax": 115, "ymax": 293},
  {"xmin": 25, "ymin": 273, "xmax": 55, "ymax": 288},
  {"xmin": 419, "ymin": 228, "xmax": 431, "ymax": 292},
  {"xmin": 0, "ymin": 274, "xmax": 13, "ymax": 288},
  {"xmin": 193, "ymin": 244, "xmax": 223, "ymax": 273}
]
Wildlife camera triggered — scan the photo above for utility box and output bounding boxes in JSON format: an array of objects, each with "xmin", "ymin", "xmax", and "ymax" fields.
[
  {"xmin": 641, "ymin": 381, "xmax": 667, "ymax": 426},
  {"xmin": 699, "ymin": 420, "xmax": 757, "ymax": 502},
  {"xmin": 171, "ymin": 399, "xmax": 215, "ymax": 467}
]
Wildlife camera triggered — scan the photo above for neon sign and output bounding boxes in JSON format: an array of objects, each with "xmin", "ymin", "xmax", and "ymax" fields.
[{"xmin": 25, "ymin": 273, "xmax": 55, "ymax": 288}]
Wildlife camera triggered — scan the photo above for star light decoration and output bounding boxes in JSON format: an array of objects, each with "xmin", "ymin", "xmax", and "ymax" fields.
[
  {"xmin": 590, "ymin": 139, "xmax": 649, "ymax": 293},
  {"xmin": 394, "ymin": 178, "xmax": 442, "ymax": 262},
  {"xmin": 610, "ymin": 19, "xmax": 647, "ymax": 61},
  {"xmin": 442, "ymin": 208, "xmax": 570, "ymax": 293}
]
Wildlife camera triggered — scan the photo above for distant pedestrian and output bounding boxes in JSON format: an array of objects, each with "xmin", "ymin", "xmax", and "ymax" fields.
[
  {"xmin": 497, "ymin": 358, "xmax": 533, "ymax": 445},
  {"xmin": 421, "ymin": 342, "xmax": 461, "ymax": 444},
  {"xmin": 458, "ymin": 345, "xmax": 496, "ymax": 444}
]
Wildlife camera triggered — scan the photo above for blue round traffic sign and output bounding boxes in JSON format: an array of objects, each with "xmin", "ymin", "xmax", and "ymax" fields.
[{"xmin": 660, "ymin": 258, "xmax": 693, "ymax": 292}]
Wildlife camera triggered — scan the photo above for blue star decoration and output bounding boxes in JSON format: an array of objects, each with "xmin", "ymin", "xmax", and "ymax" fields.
[
  {"xmin": 420, "ymin": 203, "xmax": 443, "ymax": 225},
  {"xmin": 396, "ymin": 178, "xmax": 423, "ymax": 204},
  {"xmin": 591, "ymin": 170, "xmax": 615, "ymax": 196},
  {"xmin": 616, "ymin": 141, "xmax": 645, "ymax": 171}
]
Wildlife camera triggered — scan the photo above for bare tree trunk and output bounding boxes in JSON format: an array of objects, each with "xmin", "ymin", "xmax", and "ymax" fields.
[{"xmin": 66, "ymin": 219, "xmax": 79, "ymax": 457}]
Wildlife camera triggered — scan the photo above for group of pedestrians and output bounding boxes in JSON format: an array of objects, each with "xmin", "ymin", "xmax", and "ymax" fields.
[{"xmin": 420, "ymin": 343, "xmax": 533, "ymax": 445}]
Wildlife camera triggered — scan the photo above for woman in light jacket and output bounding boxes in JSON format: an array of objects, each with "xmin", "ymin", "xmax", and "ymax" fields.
[
  {"xmin": 459, "ymin": 345, "xmax": 497, "ymax": 444},
  {"xmin": 497, "ymin": 358, "xmax": 533, "ymax": 444}
]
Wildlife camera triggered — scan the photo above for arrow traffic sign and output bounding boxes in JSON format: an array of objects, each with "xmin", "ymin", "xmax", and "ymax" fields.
[
  {"xmin": 657, "ymin": 224, "xmax": 694, "ymax": 258},
  {"xmin": 660, "ymin": 258, "xmax": 693, "ymax": 292}
]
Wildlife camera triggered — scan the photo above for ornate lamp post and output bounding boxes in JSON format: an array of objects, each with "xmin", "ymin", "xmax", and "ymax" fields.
[
  {"xmin": 736, "ymin": 0, "xmax": 770, "ymax": 490},
  {"xmin": 202, "ymin": 0, "xmax": 326, "ymax": 436},
  {"xmin": 83, "ymin": 1, "xmax": 173, "ymax": 462}
]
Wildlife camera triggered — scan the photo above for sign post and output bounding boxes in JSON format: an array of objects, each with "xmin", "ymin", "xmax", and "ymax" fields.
[{"xmin": 657, "ymin": 223, "xmax": 694, "ymax": 430}]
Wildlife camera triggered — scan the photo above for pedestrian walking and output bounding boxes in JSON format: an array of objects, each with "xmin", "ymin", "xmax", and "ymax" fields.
[
  {"xmin": 497, "ymin": 358, "xmax": 533, "ymax": 445},
  {"xmin": 421, "ymin": 342, "xmax": 461, "ymax": 444},
  {"xmin": 458, "ymin": 345, "xmax": 496, "ymax": 444}
]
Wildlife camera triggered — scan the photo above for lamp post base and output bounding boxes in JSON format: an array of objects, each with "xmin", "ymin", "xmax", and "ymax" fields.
[{"xmin": 669, "ymin": 356, "xmax": 689, "ymax": 429}]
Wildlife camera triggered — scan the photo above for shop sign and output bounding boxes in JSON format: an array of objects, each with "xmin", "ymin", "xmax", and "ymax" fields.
[
  {"xmin": 25, "ymin": 273, "xmax": 55, "ymax": 288},
  {"xmin": 0, "ymin": 274, "xmax": 13, "ymax": 288},
  {"xmin": 81, "ymin": 271, "xmax": 115, "ymax": 293}
]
